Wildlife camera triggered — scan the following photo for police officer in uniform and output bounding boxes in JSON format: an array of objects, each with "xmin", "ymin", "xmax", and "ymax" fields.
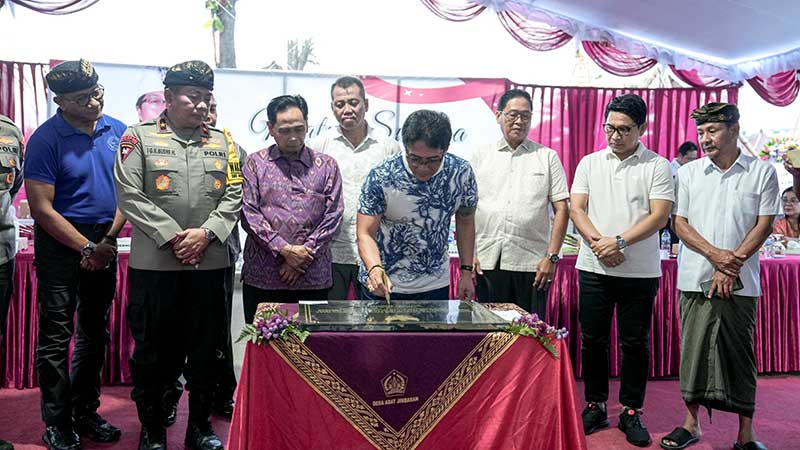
[
  {"xmin": 0, "ymin": 114, "xmax": 24, "ymax": 450},
  {"xmin": 160, "ymin": 95, "xmax": 242, "ymax": 426},
  {"xmin": 25, "ymin": 60, "xmax": 127, "ymax": 450},
  {"xmin": 114, "ymin": 61, "xmax": 242, "ymax": 450}
]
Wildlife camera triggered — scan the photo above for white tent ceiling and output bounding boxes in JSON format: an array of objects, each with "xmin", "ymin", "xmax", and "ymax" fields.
[{"xmin": 484, "ymin": 0, "xmax": 800, "ymax": 81}]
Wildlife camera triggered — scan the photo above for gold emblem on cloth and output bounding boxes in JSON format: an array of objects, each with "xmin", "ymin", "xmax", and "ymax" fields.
[{"xmin": 381, "ymin": 370, "xmax": 408, "ymax": 398}]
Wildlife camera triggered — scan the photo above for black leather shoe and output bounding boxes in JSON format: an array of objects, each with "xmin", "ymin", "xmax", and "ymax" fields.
[
  {"xmin": 211, "ymin": 398, "xmax": 234, "ymax": 420},
  {"xmin": 74, "ymin": 412, "xmax": 121, "ymax": 443},
  {"xmin": 138, "ymin": 426, "xmax": 166, "ymax": 450},
  {"xmin": 185, "ymin": 422, "xmax": 223, "ymax": 450},
  {"xmin": 42, "ymin": 425, "xmax": 80, "ymax": 450},
  {"xmin": 162, "ymin": 398, "xmax": 178, "ymax": 428},
  {"xmin": 0, "ymin": 439, "xmax": 14, "ymax": 450}
]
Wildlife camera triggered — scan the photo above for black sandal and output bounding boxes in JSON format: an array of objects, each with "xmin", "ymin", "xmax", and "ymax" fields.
[
  {"xmin": 733, "ymin": 441, "xmax": 768, "ymax": 450},
  {"xmin": 659, "ymin": 427, "xmax": 700, "ymax": 450}
]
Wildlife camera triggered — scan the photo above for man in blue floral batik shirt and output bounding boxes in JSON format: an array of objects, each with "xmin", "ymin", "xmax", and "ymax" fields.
[{"xmin": 356, "ymin": 109, "xmax": 477, "ymax": 301}]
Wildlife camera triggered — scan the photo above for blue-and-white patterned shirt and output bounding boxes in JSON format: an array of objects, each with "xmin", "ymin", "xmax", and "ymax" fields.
[{"xmin": 358, "ymin": 152, "xmax": 478, "ymax": 294}]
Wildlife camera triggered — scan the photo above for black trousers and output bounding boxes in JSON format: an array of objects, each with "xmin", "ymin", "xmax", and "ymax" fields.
[
  {"xmin": 578, "ymin": 270, "xmax": 658, "ymax": 409},
  {"xmin": 242, "ymin": 284, "xmax": 328, "ymax": 325},
  {"xmin": 476, "ymin": 258, "xmax": 548, "ymax": 320},
  {"xmin": 326, "ymin": 263, "xmax": 358, "ymax": 300},
  {"xmin": 128, "ymin": 268, "xmax": 227, "ymax": 412},
  {"xmin": 34, "ymin": 223, "xmax": 116, "ymax": 427},
  {"xmin": 0, "ymin": 258, "xmax": 13, "ymax": 340}
]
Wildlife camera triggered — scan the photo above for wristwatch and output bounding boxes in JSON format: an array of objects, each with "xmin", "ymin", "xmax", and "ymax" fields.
[
  {"xmin": 202, "ymin": 227, "xmax": 217, "ymax": 242},
  {"xmin": 545, "ymin": 252, "xmax": 560, "ymax": 264},
  {"xmin": 459, "ymin": 264, "xmax": 474, "ymax": 271},
  {"xmin": 615, "ymin": 235, "xmax": 627, "ymax": 250},
  {"xmin": 81, "ymin": 241, "xmax": 97, "ymax": 258}
]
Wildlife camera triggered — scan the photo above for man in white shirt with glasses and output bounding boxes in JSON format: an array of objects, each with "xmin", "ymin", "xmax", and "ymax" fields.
[{"xmin": 471, "ymin": 88, "xmax": 569, "ymax": 320}]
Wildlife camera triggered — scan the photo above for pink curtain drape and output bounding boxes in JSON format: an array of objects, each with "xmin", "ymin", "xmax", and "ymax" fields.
[
  {"xmin": 3, "ymin": 0, "xmax": 99, "ymax": 15},
  {"xmin": 669, "ymin": 66, "xmax": 733, "ymax": 88},
  {"xmin": 0, "ymin": 60, "xmax": 49, "ymax": 138},
  {"xmin": 419, "ymin": 0, "xmax": 486, "ymax": 21},
  {"xmin": 747, "ymin": 70, "xmax": 800, "ymax": 107},
  {"xmin": 420, "ymin": 0, "xmax": 799, "ymax": 106},
  {"xmin": 581, "ymin": 41, "xmax": 657, "ymax": 77},
  {"xmin": 496, "ymin": 10, "xmax": 572, "ymax": 52},
  {"xmin": 510, "ymin": 83, "xmax": 739, "ymax": 185}
]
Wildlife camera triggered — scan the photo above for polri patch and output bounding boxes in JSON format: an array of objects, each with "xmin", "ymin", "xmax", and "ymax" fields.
[{"xmin": 119, "ymin": 135, "xmax": 140, "ymax": 163}]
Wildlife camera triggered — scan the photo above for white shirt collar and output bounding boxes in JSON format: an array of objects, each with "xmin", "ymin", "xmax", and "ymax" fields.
[
  {"xmin": 332, "ymin": 122, "xmax": 379, "ymax": 150},
  {"xmin": 703, "ymin": 151, "xmax": 751, "ymax": 173},
  {"xmin": 497, "ymin": 137, "xmax": 534, "ymax": 153},
  {"xmin": 603, "ymin": 142, "xmax": 645, "ymax": 161}
]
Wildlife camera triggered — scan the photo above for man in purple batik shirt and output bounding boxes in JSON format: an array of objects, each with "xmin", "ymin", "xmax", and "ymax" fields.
[{"xmin": 240, "ymin": 94, "xmax": 344, "ymax": 323}]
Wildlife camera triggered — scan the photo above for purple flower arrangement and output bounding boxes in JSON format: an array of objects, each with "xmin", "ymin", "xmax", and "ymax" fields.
[
  {"xmin": 237, "ymin": 307, "xmax": 309, "ymax": 346},
  {"xmin": 503, "ymin": 313, "xmax": 569, "ymax": 358}
]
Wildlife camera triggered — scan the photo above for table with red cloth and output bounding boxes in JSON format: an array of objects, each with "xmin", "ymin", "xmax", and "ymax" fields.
[
  {"xmin": 1, "ymin": 246, "xmax": 133, "ymax": 389},
  {"xmin": 450, "ymin": 255, "xmax": 800, "ymax": 377},
  {"xmin": 226, "ymin": 307, "xmax": 587, "ymax": 450}
]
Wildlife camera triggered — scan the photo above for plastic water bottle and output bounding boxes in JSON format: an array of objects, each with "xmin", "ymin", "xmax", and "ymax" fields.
[
  {"xmin": 763, "ymin": 234, "xmax": 775, "ymax": 259},
  {"xmin": 660, "ymin": 230, "xmax": 671, "ymax": 259}
]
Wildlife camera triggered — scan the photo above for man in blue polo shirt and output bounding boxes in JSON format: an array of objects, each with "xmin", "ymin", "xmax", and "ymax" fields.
[{"xmin": 24, "ymin": 60, "xmax": 127, "ymax": 450}]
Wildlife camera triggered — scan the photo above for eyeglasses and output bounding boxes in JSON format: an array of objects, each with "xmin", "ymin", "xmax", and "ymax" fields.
[
  {"xmin": 782, "ymin": 197, "xmax": 800, "ymax": 204},
  {"xmin": 501, "ymin": 110, "xmax": 533, "ymax": 122},
  {"xmin": 603, "ymin": 124, "xmax": 636, "ymax": 137},
  {"xmin": 406, "ymin": 151, "xmax": 444, "ymax": 167},
  {"xmin": 62, "ymin": 85, "xmax": 104, "ymax": 107}
]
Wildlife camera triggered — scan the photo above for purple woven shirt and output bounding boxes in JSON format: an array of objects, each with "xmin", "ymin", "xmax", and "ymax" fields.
[{"xmin": 241, "ymin": 145, "xmax": 343, "ymax": 290}]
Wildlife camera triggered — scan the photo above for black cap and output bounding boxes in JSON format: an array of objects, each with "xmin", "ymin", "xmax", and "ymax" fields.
[
  {"xmin": 691, "ymin": 103, "xmax": 740, "ymax": 126},
  {"xmin": 46, "ymin": 59, "xmax": 99, "ymax": 95},
  {"xmin": 163, "ymin": 60, "xmax": 214, "ymax": 90}
]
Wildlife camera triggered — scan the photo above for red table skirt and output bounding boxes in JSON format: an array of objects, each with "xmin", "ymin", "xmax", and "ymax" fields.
[
  {"xmin": 451, "ymin": 255, "xmax": 800, "ymax": 377},
  {"xmin": 2, "ymin": 248, "xmax": 133, "ymax": 389},
  {"xmin": 3, "ymin": 253, "xmax": 799, "ymax": 388},
  {"xmin": 227, "ymin": 336, "xmax": 586, "ymax": 450}
]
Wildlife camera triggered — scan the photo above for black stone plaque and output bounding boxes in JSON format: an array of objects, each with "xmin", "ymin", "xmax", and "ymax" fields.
[{"xmin": 296, "ymin": 300, "xmax": 509, "ymax": 331}]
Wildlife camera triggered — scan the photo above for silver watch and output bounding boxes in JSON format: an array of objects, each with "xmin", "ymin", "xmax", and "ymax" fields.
[
  {"xmin": 546, "ymin": 252, "xmax": 560, "ymax": 263},
  {"xmin": 615, "ymin": 235, "xmax": 627, "ymax": 250},
  {"xmin": 202, "ymin": 227, "xmax": 216, "ymax": 242},
  {"xmin": 81, "ymin": 241, "xmax": 97, "ymax": 258}
]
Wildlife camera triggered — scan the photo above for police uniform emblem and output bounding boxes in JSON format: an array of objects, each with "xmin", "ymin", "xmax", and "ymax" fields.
[
  {"xmin": 154, "ymin": 158, "xmax": 169, "ymax": 168},
  {"xmin": 7, "ymin": 157, "xmax": 16, "ymax": 168},
  {"xmin": 0, "ymin": 137, "xmax": 14, "ymax": 145},
  {"xmin": 214, "ymin": 159, "xmax": 224, "ymax": 170},
  {"xmin": 213, "ymin": 178, "xmax": 222, "ymax": 190},
  {"xmin": 155, "ymin": 174, "xmax": 172, "ymax": 191},
  {"xmin": 120, "ymin": 135, "xmax": 140, "ymax": 162}
]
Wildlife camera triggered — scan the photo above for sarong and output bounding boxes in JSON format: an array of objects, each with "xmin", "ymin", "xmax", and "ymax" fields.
[{"xmin": 679, "ymin": 291, "xmax": 758, "ymax": 417}]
